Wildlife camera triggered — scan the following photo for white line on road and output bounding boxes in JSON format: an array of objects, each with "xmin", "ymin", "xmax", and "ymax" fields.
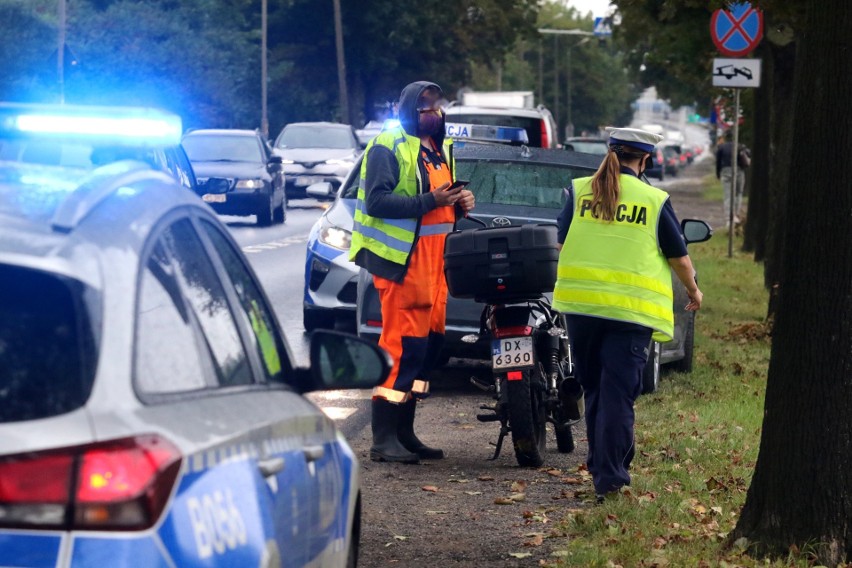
[{"xmin": 242, "ymin": 235, "xmax": 308, "ymax": 254}]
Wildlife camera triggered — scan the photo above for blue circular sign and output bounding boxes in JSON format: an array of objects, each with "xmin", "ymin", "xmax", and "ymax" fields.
[{"xmin": 711, "ymin": 3, "xmax": 763, "ymax": 57}]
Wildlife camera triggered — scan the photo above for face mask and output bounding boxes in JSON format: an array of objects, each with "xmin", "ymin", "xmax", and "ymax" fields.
[{"xmin": 419, "ymin": 111, "xmax": 443, "ymax": 136}]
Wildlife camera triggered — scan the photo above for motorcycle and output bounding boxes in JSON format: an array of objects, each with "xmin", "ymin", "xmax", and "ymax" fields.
[{"xmin": 444, "ymin": 220, "xmax": 584, "ymax": 467}]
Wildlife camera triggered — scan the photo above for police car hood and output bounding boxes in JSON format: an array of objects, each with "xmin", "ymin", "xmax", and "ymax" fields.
[{"xmin": 327, "ymin": 196, "xmax": 356, "ymax": 231}]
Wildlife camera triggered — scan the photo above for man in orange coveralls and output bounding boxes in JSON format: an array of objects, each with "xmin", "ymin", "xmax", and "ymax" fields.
[{"xmin": 350, "ymin": 81, "xmax": 475, "ymax": 463}]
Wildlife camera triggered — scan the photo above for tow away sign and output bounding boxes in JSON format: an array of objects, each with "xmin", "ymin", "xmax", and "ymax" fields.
[{"xmin": 712, "ymin": 58, "xmax": 761, "ymax": 88}]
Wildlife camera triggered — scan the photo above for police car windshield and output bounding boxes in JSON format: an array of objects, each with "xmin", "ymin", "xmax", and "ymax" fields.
[
  {"xmin": 182, "ymin": 134, "xmax": 263, "ymax": 163},
  {"xmin": 276, "ymin": 126, "xmax": 357, "ymax": 150},
  {"xmin": 0, "ymin": 264, "xmax": 98, "ymax": 423},
  {"xmin": 456, "ymin": 160, "xmax": 585, "ymax": 210},
  {"xmin": 0, "ymin": 163, "xmax": 88, "ymax": 222}
]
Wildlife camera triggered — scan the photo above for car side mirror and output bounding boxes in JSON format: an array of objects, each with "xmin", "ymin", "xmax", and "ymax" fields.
[
  {"xmin": 306, "ymin": 330, "xmax": 390, "ymax": 392},
  {"xmin": 307, "ymin": 182, "xmax": 334, "ymax": 199},
  {"xmin": 203, "ymin": 177, "xmax": 230, "ymax": 195},
  {"xmin": 681, "ymin": 219, "xmax": 713, "ymax": 244}
]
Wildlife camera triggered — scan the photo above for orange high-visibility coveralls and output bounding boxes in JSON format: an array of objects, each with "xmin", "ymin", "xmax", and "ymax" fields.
[{"xmin": 372, "ymin": 148, "xmax": 455, "ymax": 403}]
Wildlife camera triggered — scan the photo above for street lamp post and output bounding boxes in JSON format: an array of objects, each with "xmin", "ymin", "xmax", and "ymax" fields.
[
  {"xmin": 537, "ymin": 29, "xmax": 594, "ymax": 136},
  {"xmin": 566, "ymin": 37, "xmax": 590, "ymax": 139},
  {"xmin": 261, "ymin": 0, "xmax": 268, "ymax": 137},
  {"xmin": 332, "ymin": 0, "xmax": 350, "ymax": 125}
]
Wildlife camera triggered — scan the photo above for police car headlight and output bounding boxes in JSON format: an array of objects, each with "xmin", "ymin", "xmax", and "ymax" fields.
[
  {"xmin": 235, "ymin": 179, "xmax": 264, "ymax": 189},
  {"xmin": 325, "ymin": 158, "xmax": 354, "ymax": 166},
  {"xmin": 319, "ymin": 218, "xmax": 352, "ymax": 250}
]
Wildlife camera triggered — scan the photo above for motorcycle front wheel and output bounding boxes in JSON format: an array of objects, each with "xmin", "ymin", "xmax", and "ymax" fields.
[{"xmin": 505, "ymin": 367, "xmax": 547, "ymax": 467}]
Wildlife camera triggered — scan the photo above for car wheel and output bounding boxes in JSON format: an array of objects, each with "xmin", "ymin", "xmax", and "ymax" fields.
[
  {"xmin": 256, "ymin": 197, "xmax": 273, "ymax": 227},
  {"xmin": 669, "ymin": 312, "xmax": 695, "ymax": 373},
  {"xmin": 273, "ymin": 198, "xmax": 286, "ymax": 224},
  {"xmin": 641, "ymin": 340, "xmax": 661, "ymax": 394},
  {"xmin": 346, "ymin": 496, "xmax": 361, "ymax": 568},
  {"xmin": 304, "ymin": 307, "xmax": 335, "ymax": 332}
]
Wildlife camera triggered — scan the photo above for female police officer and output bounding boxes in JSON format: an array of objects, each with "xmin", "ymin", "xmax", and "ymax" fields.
[{"xmin": 554, "ymin": 127, "xmax": 703, "ymax": 502}]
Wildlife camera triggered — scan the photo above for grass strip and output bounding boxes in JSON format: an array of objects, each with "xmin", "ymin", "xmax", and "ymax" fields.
[{"xmin": 548, "ymin": 230, "xmax": 814, "ymax": 567}]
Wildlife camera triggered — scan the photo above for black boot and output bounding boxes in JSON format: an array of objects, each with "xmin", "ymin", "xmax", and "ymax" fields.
[
  {"xmin": 370, "ymin": 399, "xmax": 420, "ymax": 464},
  {"xmin": 397, "ymin": 398, "xmax": 445, "ymax": 460}
]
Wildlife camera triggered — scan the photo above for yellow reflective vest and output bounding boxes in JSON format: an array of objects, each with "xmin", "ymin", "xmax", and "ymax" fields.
[
  {"xmin": 553, "ymin": 174, "xmax": 674, "ymax": 342},
  {"xmin": 349, "ymin": 127, "xmax": 454, "ymax": 268}
]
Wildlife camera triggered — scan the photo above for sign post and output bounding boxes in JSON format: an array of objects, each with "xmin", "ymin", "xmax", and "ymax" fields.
[{"xmin": 710, "ymin": 2, "xmax": 763, "ymax": 258}]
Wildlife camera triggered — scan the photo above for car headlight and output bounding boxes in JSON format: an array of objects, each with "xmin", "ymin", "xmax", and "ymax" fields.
[
  {"xmin": 325, "ymin": 158, "xmax": 354, "ymax": 166},
  {"xmin": 282, "ymin": 159, "xmax": 294, "ymax": 164},
  {"xmin": 319, "ymin": 218, "xmax": 352, "ymax": 250},
  {"xmin": 235, "ymin": 179, "xmax": 265, "ymax": 189}
]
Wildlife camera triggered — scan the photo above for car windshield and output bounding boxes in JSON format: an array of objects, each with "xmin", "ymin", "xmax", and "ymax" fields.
[
  {"xmin": 0, "ymin": 264, "xmax": 99, "ymax": 423},
  {"xmin": 456, "ymin": 159, "xmax": 586, "ymax": 210},
  {"xmin": 566, "ymin": 141, "xmax": 608, "ymax": 155},
  {"xmin": 182, "ymin": 135, "xmax": 262, "ymax": 163},
  {"xmin": 447, "ymin": 114, "xmax": 542, "ymax": 147},
  {"xmin": 0, "ymin": 140, "xmax": 160, "ymax": 170},
  {"xmin": 276, "ymin": 126, "xmax": 355, "ymax": 150}
]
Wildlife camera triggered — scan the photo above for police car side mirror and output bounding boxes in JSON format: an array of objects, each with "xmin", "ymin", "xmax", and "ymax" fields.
[
  {"xmin": 681, "ymin": 219, "xmax": 713, "ymax": 244},
  {"xmin": 305, "ymin": 330, "xmax": 391, "ymax": 392}
]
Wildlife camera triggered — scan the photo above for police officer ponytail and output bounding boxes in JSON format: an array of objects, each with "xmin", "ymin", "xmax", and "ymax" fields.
[{"xmin": 590, "ymin": 145, "xmax": 648, "ymax": 222}]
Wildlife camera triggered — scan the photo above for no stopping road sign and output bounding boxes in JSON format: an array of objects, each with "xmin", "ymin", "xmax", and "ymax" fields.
[{"xmin": 710, "ymin": 2, "xmax": 763, "ymax": 57}]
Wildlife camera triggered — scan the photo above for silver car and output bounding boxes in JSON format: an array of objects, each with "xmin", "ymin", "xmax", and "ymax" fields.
[{"xmin": 0, "ymin": 103, "xmax": 388, "ymax": 567}]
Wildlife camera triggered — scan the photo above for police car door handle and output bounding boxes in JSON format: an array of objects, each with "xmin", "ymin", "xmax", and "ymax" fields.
[
  {"xmin": 257, "ymin": 457, "xmax": 285, "ymax": 477},
  {"xmin": 302, "ymin": 445, "xmax": 325, "ymax": 463}
]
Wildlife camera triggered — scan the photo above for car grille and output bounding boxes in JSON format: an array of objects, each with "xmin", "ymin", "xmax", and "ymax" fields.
[
  {"xmin": 298, "ymin": 162, "xmax": 321, "ymax": 169},
  {"xmin": 337, "ymin": 282, "xmax": 357, "ymax": 304}
]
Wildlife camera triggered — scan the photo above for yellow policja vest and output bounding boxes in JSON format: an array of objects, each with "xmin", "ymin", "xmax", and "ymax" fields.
[
  {"xmin": 349, "ymin": 126, "xmax": 454, "ymax": 268},
  {"xmin": 553, "ymin": 174, "xmax": 674, "ymax": 342}
]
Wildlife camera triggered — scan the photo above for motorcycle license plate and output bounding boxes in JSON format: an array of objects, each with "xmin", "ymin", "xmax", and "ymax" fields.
[{"xmin": 491, "ymin": 337, "xmax": 534, "ymax": 370}]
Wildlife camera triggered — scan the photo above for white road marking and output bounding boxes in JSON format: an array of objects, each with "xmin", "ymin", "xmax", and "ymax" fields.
[
  {"xmin": 321, "ymin": 407, "xmax": 359, "ymax": 421},
  {"xmin": 241, "ymin": 235, "xmax": 308, "ymax": 254}
]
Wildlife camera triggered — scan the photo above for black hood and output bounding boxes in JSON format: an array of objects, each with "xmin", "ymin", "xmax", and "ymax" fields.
[{"xmin": 398, "ymin": 81, "xmax": 445, "ymax": 145}]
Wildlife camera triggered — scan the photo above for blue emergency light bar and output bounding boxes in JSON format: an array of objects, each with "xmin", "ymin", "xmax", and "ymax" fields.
[
  {"xmin": 0, "ymin": 103, "xmax": 182, "ymax": 147},
  {"xmin": 445, "ymin": 123, "xmax": 529, "ymax": 145}
]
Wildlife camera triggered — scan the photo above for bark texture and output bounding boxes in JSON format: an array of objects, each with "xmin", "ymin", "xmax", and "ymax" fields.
[{"xmin": 732, "ymin": 1, "xmax": 852, "ymax": 563}]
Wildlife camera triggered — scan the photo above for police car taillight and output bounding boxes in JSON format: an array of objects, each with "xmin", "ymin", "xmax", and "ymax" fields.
[{"xmin": 0, "ymin": 435, "xmax": 181, "ymax": 531}]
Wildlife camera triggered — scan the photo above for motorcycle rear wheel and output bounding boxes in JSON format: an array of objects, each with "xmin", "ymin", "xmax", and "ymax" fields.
[{"xmin": 506, "ymin": 367, "xmax": 547, "ymax": 467}]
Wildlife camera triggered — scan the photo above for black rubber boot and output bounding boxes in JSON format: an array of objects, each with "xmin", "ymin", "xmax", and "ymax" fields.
[
  {"xmin": 397, "ymin": 398, "xmax": 445, "ymax": 460},
  {"xmin": 370, "ymin": 399, "xmax": 420, "ymax": 464}
]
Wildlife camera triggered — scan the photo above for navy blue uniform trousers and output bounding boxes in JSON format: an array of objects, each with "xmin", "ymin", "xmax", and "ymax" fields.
[{"xmin": 566, "ymin": 314, "xmax": 652, "ymax": 495}]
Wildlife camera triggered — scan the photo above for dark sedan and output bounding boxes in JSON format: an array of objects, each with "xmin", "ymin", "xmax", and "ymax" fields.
[
  {"xmin": 182, "ymin": 129, "xmax": 286, "ymax": 226},
  {"xmin": 356, "ymin": 143, "xmax": 709, "ymax": 392}
]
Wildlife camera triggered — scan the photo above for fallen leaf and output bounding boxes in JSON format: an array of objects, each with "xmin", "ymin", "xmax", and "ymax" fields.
[
  {"xmin": 508, "ymin": 552, "xmax": 532, "ymax": 559},
  {"xmin": 711, "ymin": 506, "xmax": 723, "ymax": 516},
  {"xmin": 494, "ymin": 497, "xmax": 515, "ymax": 505},
  {"xmin": 464, "ymin": 491, "xmax": 482, "ymax": 496},
  {"xmin": 524, "ymin": 534, "xmax": 544, "ymax": 547},
  {"xmin": 448, "ymin": 479, "xmax": 470, "ymax": 484},
  {"xmin": 550, "ymin": 550, "xmax": 570, "ymax": 557},
  {"xmin": 421, "ymin": 486, "xmax": 439, "ymax": 493},
  {"xmin": 653, "ymin": 537, "xmax": 667, "ymax": 549},
  {"xmin": 733, "ymin": 536, "xmax": 749, "ymax": 552},
  {"xmin": 544, "ymin": 468, "xmax": 562, "ymax": 477},
  {"xmin": 511, "ymin": 481, "xmax": 528, "ymax": 492},
  {"xmin": 394, "ymin": 535, "xmax": 408, "ymax": 541},
  {"xmin": 524, "ymin": 532, "xmax": 546, "ymax": 538},
  {"xmin": 561, "ymin": 477, "xmax": 584, "ymax": 485},
  {"xmin": 478, "ymin": 475, "xmax": 495, "ymax": 481}
]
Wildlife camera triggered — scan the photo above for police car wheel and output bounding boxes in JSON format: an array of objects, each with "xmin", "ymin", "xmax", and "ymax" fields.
[{"xmin": 641, "ymin": 341, "xmax": 661, "ymax": 394}]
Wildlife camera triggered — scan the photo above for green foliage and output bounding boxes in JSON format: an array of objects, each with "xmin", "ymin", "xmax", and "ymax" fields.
[{"xmin": 0, "ymin": 1, "xmax": 61, "ymax": 102}]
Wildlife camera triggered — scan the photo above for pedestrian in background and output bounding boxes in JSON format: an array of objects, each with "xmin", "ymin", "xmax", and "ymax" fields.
[
  {"xmin": 350, "ymin": 81, "xmax": 475, "ymax": 464},
  {"xmin": 553, "ymin": 127, "xmax": 703, "ymax": 503},
  {"xmin": 715, "ymin": 131, "xmax": 751, "ymax": 228}
]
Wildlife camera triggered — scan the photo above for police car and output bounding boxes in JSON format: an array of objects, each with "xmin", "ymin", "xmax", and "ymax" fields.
[{"xmin": 0, "ymin": 103, "xmax": 388, "ymax": 567}]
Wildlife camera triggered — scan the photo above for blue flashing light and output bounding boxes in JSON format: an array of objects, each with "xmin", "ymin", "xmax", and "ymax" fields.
[
  {"xmin": 381, "ymin": 119, "xmax": 401, "ymax": 131},
  {"xmin": 0, "ymin": 103, "xmax": 182, "ymax": 147}
]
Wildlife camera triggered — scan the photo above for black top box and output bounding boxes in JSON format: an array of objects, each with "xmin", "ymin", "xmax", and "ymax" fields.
[{"xmin": 444, "ymin": 224, "xmax": 559, "ymax": 303}]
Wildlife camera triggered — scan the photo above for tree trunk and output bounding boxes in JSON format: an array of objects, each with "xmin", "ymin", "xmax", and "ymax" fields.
[
  {"xmin": 762, "ymin": 40, "xmax": 797, "ymax": 321},
  {"xmin": 732, "ymin": 2, "xmax": 852, "ymax": 564},
  {"xmin": 742, "ymin": 43, "xmax": 771, "ymax": 255}
]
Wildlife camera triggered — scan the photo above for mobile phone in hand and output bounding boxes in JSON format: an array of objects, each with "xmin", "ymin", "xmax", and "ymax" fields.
[{"xmin": 449, "ymin": 180, "xmax": 469, "ymax": 190}]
